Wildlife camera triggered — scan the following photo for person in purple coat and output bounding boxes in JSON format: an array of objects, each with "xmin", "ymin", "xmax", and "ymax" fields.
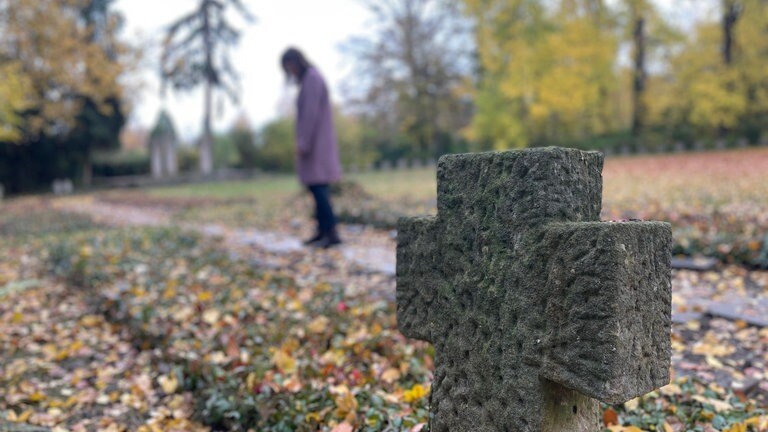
[{"xmin": 281, "ymin": 47, "xmax": 343, "ymax": 248}]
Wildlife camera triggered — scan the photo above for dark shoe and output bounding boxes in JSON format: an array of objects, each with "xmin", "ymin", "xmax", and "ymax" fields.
[
  {"xmin": 303, "ymin": 231, "xmax": 323, "ymax": 245},
  {"xmin": 311, "ymin": 230, "xmax": 342, "ymax": 249}
]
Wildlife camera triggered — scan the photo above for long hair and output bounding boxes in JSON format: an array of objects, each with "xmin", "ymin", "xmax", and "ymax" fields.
[{"xmin": 281, "ymin": 47, "xmax": 311, "ymax": 81}]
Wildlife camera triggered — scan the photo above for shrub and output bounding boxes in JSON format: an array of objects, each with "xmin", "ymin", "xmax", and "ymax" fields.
[{"xmin": 91, "ymin": 150, "xmax": 150, "ymax": 177}]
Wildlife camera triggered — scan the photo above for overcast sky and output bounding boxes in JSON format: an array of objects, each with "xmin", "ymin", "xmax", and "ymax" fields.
[{"xmin": 115, "ymin": 0, "xmax": 370, "ymax": 140}]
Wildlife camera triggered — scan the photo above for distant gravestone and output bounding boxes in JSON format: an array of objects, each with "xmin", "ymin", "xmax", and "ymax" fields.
[
  {"xmin": 737, "ymin": 138, "xmax": 748, "ymax": 148},
  {"xmin": 715, "ymin": 139, "xmax": 726, "ymax": 150},
  {"xmin": 52, "ymin": 179, "xmax": 74, "ymax": 195},
  {"xmin": 620, "ymin": 144, "xmax": 631, "ymax": 155},
  {"xmin": 397, "ymin": 158, "xmax": 409, "ymax": 170},
  {"xmin": 149, "ymin": 110, "xmax": 178, "ymax": 178},
  {"xmin": 397, "ymin": 147, "xmax": 672, "ymax": 431},
  {"xmin": 674, "ymin": 141, "xmax": 686, "ymax": 152},
  {"xmin": 426, "ymin": 158, "xmax": 437, "ymax": 167},
  {"xmin": 380, "ymin": 160, "xmax": 392, "ymax": 171}
]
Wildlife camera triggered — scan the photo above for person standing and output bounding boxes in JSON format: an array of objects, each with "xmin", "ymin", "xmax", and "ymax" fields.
[{"xmin": 281, "ymin": 47, "xmax": 342, "ymax": 248}]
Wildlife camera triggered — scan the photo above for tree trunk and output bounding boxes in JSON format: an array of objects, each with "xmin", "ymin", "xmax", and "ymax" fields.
[
  {"xmin": 200, "ymin": 80, "xmax": 214, "ymax": 174},
  {"xmin": 723, "ymin": 0, "xmax": 740, "ymax": 66},
  {"xmin": 82, "ymin": 150, "xmax": 93, "ymax": 186},
  {"xmin": 199, "ymin": 0, "xmax": 214, "ymax": 175},
  {"xmin": 719, "ymin": 0, "xmax": 741, "ymax": 138},
  {"xmin": 631, "ymin": 13, "xmax": 646, "ymax": 138}
]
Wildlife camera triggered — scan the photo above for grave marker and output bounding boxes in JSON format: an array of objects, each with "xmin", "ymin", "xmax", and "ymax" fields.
[{"xmin": 397, "ymin": 147, "xmax": 672, "ymax": 431}]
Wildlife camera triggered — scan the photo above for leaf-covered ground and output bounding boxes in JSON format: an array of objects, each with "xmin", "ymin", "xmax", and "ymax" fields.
[
  {"xmin": 2, "ymin": 148, "xmax": 768, "ymax": 431},
  {"xmin": 1, "ymin": 203, "xmax": 431, "ymax": 431}
]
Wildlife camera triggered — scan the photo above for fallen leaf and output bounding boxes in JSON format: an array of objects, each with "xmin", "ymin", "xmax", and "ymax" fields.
[
  {"xmin": 272, "ymin": 349, "xmax": 297, "ymax": 374},
  {"xmin": 381, "ymin": 368, "xmax": 401, "ymax": 384},
  {"xmin": 331, "ymin": 422, "xmax": 354, "ymax": 432},
  {"xmin": 308, "ymin": 315, "xmax": 330, "ymax": 333},
  {"xmin": 692, "ymin": 395, "xmax": 732, "ymax": 413},
  {"xmin": 403, "ymin": 383, "xmax": 428, "ymax": 403},
  {"xmin": 158, "ymin": 374, "xmax": 179, "ymax": 394},
  {"xmin": 603, "ymin": 407, "xmax": 619, "ymax": 426}
]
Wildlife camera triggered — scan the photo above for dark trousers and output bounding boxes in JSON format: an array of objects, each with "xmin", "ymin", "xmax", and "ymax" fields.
[{"xmin": 308, "ymin": 184, "xmax": 337, "ymax": 234}]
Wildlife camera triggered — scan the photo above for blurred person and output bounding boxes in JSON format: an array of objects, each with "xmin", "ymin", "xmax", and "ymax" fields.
[{"xmin": 281, "ymin": 47, "xmax": 342, "ymax": 248}]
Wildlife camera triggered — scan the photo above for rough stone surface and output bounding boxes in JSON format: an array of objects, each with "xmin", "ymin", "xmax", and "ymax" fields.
[{"xmin": 397, "ymin": 147, "xmax": 673, "ymax": 432}]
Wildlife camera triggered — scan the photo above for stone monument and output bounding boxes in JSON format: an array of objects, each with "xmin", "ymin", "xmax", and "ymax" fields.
[
  {"xmin": 397, "ymin": 147, "xmax": 672, "ymax": 432},
  {"xmin": 149, "ymin": 110, "xmax": 178, "ymax": 179}
]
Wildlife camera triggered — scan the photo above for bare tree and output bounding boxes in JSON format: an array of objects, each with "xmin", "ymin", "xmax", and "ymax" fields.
[
  {"xmin": 342, "ymin": 0, "xmax": 473, "ymax": 158},
  {"xmin": 161, "ymin": 0, "xmax": 253, "ymax": 174}
]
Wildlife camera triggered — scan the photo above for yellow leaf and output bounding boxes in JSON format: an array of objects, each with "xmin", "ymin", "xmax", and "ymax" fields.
[
  {"xmin": 403, "ymin": 384, "xmax": 429, "ymax": 403},
  {"xmin": 283, "ymin": 376, "xmax": 302, "ymax": 393},
  {"xmin": 381, "ymin": 368, "xmax": 401, "ymax": 384},
  {"xmin": 202, "ymin": 309, "xmax": 220, "ymax": 325},
  {"xmin": 623, "ymin": 397, "xmax": 640, "ymax": 411},
  {"xmin": 692, "ymin": 395, "xmax": 732, "ymax": 412},
  {"xmin": 11, "ymin": 311, "xmax": 23, "ymax": 324},
  {"xmin": 305, "ymin": 412, "xmax": 322, "ymax": 423},
  {"xmin": 331, "ymin": 422, "xmax": 354, "ymax": 432},
  {"xmin": 80, "ymin": 315, "xmax": 101, "ymax": 327},
  {"xmin": 333, "ymin": 390, "xmax": 358, "ymax": 418},
  {"xmin": 197, "ymin": 291, "xmax": 213, "ymax": 302},
  {"xmin": 28, "ymin": 391, "xmax": 47, "ymax": 403},
  {"xmin": 272, "ymin": 350, "xmax": 297, "ymax": 374},
  {"xmin": 13, "ymin": 409, "xmax": 34, "ymax": 423},
  {"xmin": 158, "ymin": 374, "xmax": 178, "ymax": 394},
  {"xmin": 308, "ymin": 316, "xmax": 330, "ymax": 333},
  {"xmin": 663, "ymin": 421, "xmax": 674, "ymax": 432},
  {"xmin": 246, "ymin": 372, "xmax": 258, "ymax": 390},
  {"xmin": 79, "ymin": 245, "xmax": 92, "ymax": 258},
  {"xmin": 705, "ymin": 355, "xmax": 724, "ymax": 369},
  {"xmin": 607, "ymin": 426, "xmax": 644, "ymax": 432},
  {"xmin": 659, "ymin": 383, "xmax": 682, "ymax": 396}
]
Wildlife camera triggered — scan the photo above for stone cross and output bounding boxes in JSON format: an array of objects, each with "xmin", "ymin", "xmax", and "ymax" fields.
[{"xmin": 397, "ymin": 147, "xmax": 672, "ymax": 432}]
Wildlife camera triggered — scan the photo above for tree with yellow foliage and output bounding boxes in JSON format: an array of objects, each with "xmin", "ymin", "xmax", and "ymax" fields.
[
  {"xmin": 0, "ymin": 0, "xmax": 131, "ymax": 138},
  {"xmin": 463, "ymin": 0, "xmax": 620, "ymax": 149},
  {"xmin": 0, "ymin": 0, "xmax": 137, "ymax": 188},
  {"xmin": 0, "ymin": 62, "xmax": 32, "ymax": 143},
  {"xmin": 649, "ymin": 0, "xmax": 768, "ymax": 142}
]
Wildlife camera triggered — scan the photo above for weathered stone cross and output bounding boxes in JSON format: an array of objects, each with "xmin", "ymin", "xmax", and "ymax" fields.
[{"xmin": 397, "ymin": 147, "xmax": 672, "ymax": 431}]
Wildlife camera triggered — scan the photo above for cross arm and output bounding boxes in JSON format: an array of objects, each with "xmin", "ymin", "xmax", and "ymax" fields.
[
  {"xmin": 396, "ymin": 216, "xmax": 445, "ymax": 343},
  {"xmin": 539, "ymin": 221, "xmax": 672, "ymax": 404}
]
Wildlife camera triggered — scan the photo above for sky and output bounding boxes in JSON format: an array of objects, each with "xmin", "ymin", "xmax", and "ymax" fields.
[{"xmin": 115, "ymin": 0, "xmax": 370, "ymax": 140}]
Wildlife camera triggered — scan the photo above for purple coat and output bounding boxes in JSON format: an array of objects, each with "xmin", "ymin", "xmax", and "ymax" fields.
[{"xmin": 295, "ymin": 67, "xmax": 342, "ymax": 186}]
